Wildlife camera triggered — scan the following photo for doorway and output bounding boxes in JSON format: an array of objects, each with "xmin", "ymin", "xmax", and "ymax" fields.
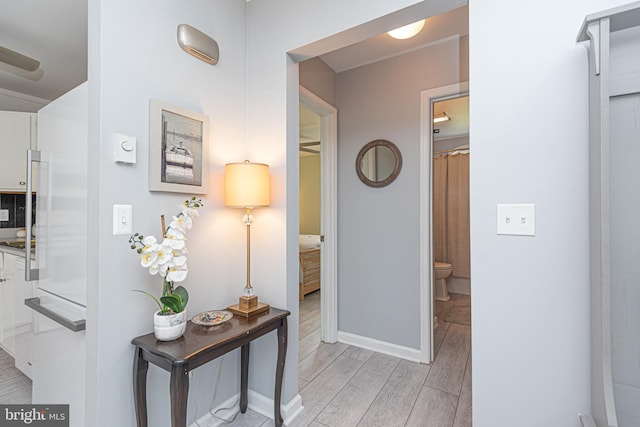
[
  {"xmin": 419, "ymin": 82, "xmax": 469, "ymax": 363},
  {"xmin": 299, "ymin": 86, "xmax": 338, "ymax": 350},
  {"xmin": 432, "ymin": 93, "xmax": 471, "ymax": 353}
]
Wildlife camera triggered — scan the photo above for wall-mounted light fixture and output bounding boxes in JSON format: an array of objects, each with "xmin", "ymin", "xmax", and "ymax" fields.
[
  {"xmin": 433, "ymin": 112, "xmax": 450, "ymax": 124},
  {"xmin": 387, "ymin": 19, "xmax": 426, "ymax": 40},
  {"xmin": 177, "ymin": 24, "xmax": 219, "ymax": 65}
]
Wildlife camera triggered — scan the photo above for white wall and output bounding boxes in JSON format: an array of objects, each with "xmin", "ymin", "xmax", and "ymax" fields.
[
  {"xmin": 86, "ymin": 0, "xmax": 248, "ymax": 425},
  {"xmin": 336, "ymin": 38, "xmax": 467, "ymax": 349},
  {"xmin": 469, "ymin": 0, "xmax": 630, "ymax": 425}
]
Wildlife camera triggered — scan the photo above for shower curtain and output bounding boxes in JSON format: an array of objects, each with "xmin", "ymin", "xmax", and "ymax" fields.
[
  {"xmin": 433, "ymin": 152, "xmax": 470, "ymax": 279},
  {"xmin": 433, "ymin": 155, "xmax": 448, "ymax": 262}
]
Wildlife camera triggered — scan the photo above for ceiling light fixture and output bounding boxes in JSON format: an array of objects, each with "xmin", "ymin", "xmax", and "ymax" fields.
[
  {"xmin": 433, "ymin": 112, "xmax": 450, "ymax": 123},
  {"xmin": 0, "ymin": 61, "xmax": 44, "ymax": 81},
  {"xmin": 387, "ymin": 19, "xmax": 426, "ymax": 40},
  {"xmin": 0, "ymin": 45, "xmax": 40, "ymax": 72}
]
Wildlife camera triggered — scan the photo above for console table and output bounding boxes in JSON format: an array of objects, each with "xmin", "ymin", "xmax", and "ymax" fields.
[{"xmin": 131, "ymin": 307, "xmax": 290, "ymax": 427}]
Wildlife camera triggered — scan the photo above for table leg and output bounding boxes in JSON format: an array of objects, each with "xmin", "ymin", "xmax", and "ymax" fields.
[
  {"xmin": 274, "ymin": 318, "xmax": 288, "ymax": 427},
  {"xmin": 133, "ymin": 346, "xmax": 149, "ymax": 427},
  {"xmin": 240, "ymin": 343, "xmax": 250, "ymax": 413},
  {"xmin": 170, "ymin": 364, "xmax": 189, "ymax": 427}
]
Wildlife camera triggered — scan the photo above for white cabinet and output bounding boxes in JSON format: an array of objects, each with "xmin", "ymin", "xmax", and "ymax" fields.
[
  {"xmin": 14, "ymin": 258, "xmax": 35, "ymax": 378},
  {"xmin": 0, "ymin": 111, "xmax": 37, "ymax": 191},
  {"xmin": 0, "ymin": 253, "xmax": 36, "ymax": 379},
  {"xmin": 0, "ymin": 252, "xmax": 17, "ymax": 356},
  {"xmin": 31, "ymin": 290, "xmax": 86, "ymax": 426}
]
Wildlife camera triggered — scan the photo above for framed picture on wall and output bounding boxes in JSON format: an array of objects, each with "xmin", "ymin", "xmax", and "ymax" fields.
[{"xmin": 149, "ymin": 99, "xmax": 209, "ymax": 194}]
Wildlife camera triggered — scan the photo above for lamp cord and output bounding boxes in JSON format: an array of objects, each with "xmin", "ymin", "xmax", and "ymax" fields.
[
  {"xmin": 190, "ymin": 355, "xmax": 240, "ymax": 427},
  {"xmin": 207, "ymin": 356, "xmax": 240, "ymax": 425}
]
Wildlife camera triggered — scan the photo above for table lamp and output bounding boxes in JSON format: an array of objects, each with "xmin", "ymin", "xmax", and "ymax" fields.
[{"xmin": 225, "ymin": 160, "xmax": 271, "ymax": 317}]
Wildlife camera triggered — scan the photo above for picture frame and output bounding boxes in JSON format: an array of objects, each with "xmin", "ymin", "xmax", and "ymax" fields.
[{"xmin": 149, "ymin": 99, "xmax": 209, "ymax": 194}]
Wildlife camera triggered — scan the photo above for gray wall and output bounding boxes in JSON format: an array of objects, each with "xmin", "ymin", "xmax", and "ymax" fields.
[
  {"xmin": 300, "ymin": 57, "xmax": 337, "ymax": 107},
  {"xmin": 434, "ymin": 135, "xmax": 469, "ymax": 151},
  {"xmin": 336, "ymin": 36, "xmax": 468, "ymax": 348}
]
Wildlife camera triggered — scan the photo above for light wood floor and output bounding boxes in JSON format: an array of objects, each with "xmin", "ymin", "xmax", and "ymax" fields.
[
  {"xmin": 0, "ymin": 292, "xmax": 470, "ymax": 424},
  {"xmin": 228, "ymin": 291, "xmax": 472, "ymax": 427},
  {"xmin": 0, "ymin": 347, "xmax": 32, "ymax": 404}
]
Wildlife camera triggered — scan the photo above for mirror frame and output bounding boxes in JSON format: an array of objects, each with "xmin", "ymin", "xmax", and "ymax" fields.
[{"xmin": 355, "ymin": 139, "xmax": 403, "ymax": 188}]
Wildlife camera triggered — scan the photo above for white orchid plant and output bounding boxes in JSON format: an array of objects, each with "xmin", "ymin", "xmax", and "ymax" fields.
[{"xmin": 128, "ymin": 197, "xmax": 203, "ymax": 315}]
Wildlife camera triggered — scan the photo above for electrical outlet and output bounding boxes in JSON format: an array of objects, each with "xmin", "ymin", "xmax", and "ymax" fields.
[{"xmin": 0, "ymin": 209, "xmax": 8, "ymax": 222}]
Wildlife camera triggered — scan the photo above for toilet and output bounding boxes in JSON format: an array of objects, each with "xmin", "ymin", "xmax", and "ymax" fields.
[{"xmin": 434, "ymin": 261, "xmax": 453, "ymax": 301}]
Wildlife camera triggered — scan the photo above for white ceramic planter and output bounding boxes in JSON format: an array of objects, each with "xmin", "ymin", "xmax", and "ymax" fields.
[{"xmin": 153, "ymin": 309, "xmax": 187, "ymax": 341}]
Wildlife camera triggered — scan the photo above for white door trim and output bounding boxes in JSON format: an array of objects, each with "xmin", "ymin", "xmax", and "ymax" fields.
[
  {"xmin": 300, "ymin": 86, "xmax": 338, "ymax": 343},
  {"xmin": 419, "ymin": 81, "xmax": 469, "ymax": 363}
]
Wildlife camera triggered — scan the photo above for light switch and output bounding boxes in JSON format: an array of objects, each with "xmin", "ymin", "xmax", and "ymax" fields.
[
  {"xmin": 114, "ymin": 133, "xmax": 137, "ymax": 164},
  {"xmin": 113, "ymin": 204, "xmax": 133, "ymax": 235},
  {"xmin": 497, "ymin": 204, "xmax": 535, "ymax": 236},
  {"xmin": 0, "ymin": 209, "xmax": 8, "ymax": 222}
]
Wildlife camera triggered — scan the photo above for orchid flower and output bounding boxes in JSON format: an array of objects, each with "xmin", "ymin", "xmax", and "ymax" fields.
[
  {"xmin": 169, "ymin": 214, "xmax": 192, "ymax": 232},
  {"xmin": 128, "ymin": 197, "xmax": 203, "ymax": 314},
  {"xmin": 166, "ymin": 266, "xmax": 188, "ymax": 283},
  {"xmin": 163, "ymin": 228, "xmax": 186, "ymax": 250}
]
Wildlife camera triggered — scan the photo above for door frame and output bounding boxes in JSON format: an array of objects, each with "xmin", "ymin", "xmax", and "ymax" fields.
[
  {"xmin": 419, "ymin": 81, "xmax": 469, "ymax": 363},
  {"xmin": 300, "ymin": 86, "xmax": 338, "ymax": 343}
]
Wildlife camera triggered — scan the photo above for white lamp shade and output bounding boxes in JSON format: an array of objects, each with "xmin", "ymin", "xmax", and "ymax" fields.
[{"xmin": 225, "ymin": 161, "xmax": 270, "ymax": 208}]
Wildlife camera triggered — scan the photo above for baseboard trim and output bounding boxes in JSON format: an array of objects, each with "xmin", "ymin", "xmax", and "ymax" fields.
[
  {"xmin": 337, "ymin": 331, "xmax": 421, "ymax": 362},
  {"xmin": 579, "ymin": 414, "xmax": 597, "ymax": 427},
  {"xmin": 246, "ymin": 390, "xmax": 303, "ymax": 424},
  {"xmin": 448, "ymin": 277, "xmax": 471, "ymax": 295},
  {"xmin": 189, "ymin": 391, "xmax": 303, "ymax": 427}
]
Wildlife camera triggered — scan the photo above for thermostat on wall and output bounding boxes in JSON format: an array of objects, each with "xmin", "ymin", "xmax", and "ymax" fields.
[{"xmin": 114, "ymin": 132, "xmax": 137, "ymax": 164}]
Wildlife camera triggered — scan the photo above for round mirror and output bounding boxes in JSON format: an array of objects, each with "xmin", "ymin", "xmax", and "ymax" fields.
[{"xmin": 355, "ymin": 139, "xmax": 402, "ymax": 188}]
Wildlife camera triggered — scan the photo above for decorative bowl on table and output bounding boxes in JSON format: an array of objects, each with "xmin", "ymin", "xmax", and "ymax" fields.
[{"xmin": 192, "ymin": 310, "xmax": 233, "ymax": 326}]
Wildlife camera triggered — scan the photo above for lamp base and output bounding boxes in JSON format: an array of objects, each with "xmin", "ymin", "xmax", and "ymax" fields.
[
  {"xmin": 239, "ymin": 295, "xmax": 258, "ymax": 309},
  {"xmin": 228, "ymin": 295, "xmax": 270, "ymax": 318}
]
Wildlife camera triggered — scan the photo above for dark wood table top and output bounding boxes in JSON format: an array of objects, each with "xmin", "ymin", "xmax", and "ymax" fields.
[{"xmin": 132, "ymin": 307, "xmax": 290, "ymax": 368}]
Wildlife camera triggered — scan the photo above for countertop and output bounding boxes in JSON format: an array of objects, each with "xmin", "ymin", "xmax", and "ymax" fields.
[{"xmin": 0, "ymin": 237, "xmax": 35, "ymax": 259}]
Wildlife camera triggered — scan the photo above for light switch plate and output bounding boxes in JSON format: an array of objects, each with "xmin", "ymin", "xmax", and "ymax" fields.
[
  {"xmin": 0, "ymin": 209, "xmax": 8, "ymax": 222},
  {"xmin": 113, "ymin": 204, "xmax": 133, "ymax": 235},
  {"xmin": 497, "ymin": 204, "xmax": 535, "ymax": 236}
]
